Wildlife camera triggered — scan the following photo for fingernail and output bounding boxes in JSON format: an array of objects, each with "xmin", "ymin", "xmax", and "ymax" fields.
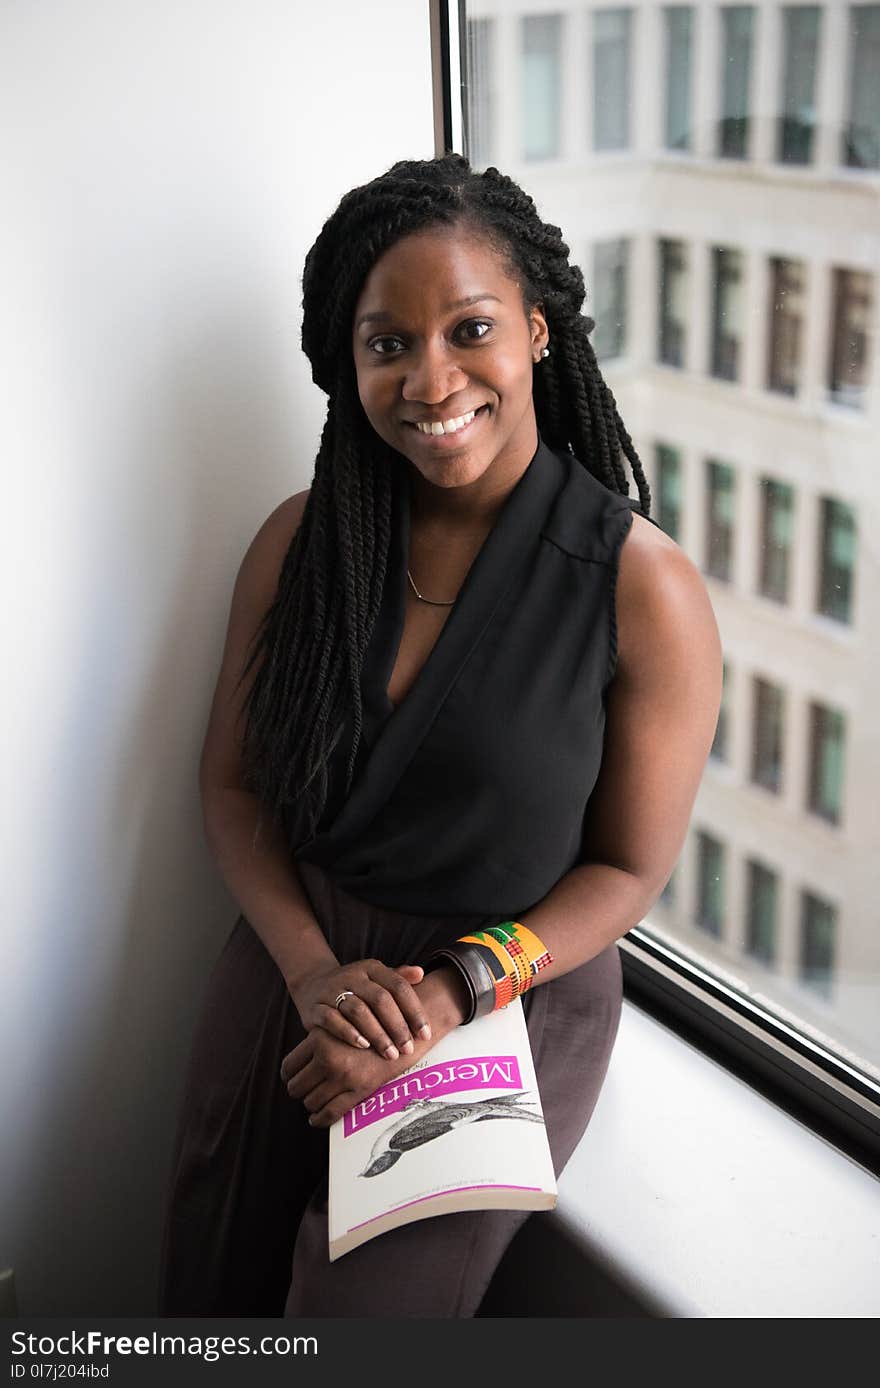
[
  {"xmin": 356, "ymin": 1034, "xmax": 370, "ymax": 1049},
  {"xmin": 384, "ymin": 1044, "xmax": 399, "ymax": 1060},
  {"xmin": 401, "ymin": 1040, "xmax": 414, "ymax": 1055},
  {"xmin": 418, "ymin": 1024, "xmax": 432, "ymax": 1041}
]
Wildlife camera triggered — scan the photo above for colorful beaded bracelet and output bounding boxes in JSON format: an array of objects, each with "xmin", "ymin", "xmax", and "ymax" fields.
[{"xmin": 425, "ymin": 919, "xmax": 553, "ymax": 1021}]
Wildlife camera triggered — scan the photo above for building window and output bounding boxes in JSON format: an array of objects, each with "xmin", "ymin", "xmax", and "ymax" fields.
[
  {"xmin": 710, "ymin": 247, "xmax": 744, "ymax": 382},
  {"xmin": 465, "ymin": 18, "xmax": 495, "ymax": 169},
  {"xmin": 593, "ymin": 8, "xmax": 632, "ymax": 151},
  {"xmin": 710, "ymin": 662, "xmax": 730, "ymax": 761},
  {"xmin": 593, "ymin": 238, "xmax": 628, "ymax": 361},
  {"xmin": 696, "ymin": 831, "xmax": 725, "ymax": 936},
  {"xmin": 843, "ymin": 3, "xmax": 880, "ymax": 169},
  {"xmin": 664, "ymin": 6, "xmax": 694, "ymax": 151},
  {"xmin": 766, "ymin": 257, "xmax": 805, "ymax": 397},
  {"xmin": 718, "ymin": 6, "xmax": 755, "ymax": 158},
  {"xmin": 807, "ymin": 703, "xmax": 846, "ymax": 825},
  {"xmin": 751, "ymin": 677, "xmax": 785, "ymax": 794},
  {"xmin": 746, "ymin": 860, "xmax": 778, "ymax": 965},
  {"xmin": 655, "ymin": 442, "xmax": 682, "ymax": 540},
  {"xmin": 705, "ymin": 460, "xmax": 736, "ymax": 581},
  {"xmin": 828, "ymin": 268, "xmax": 873, "ymax": 409},
  {"xmin": 758, "ymin": 477, "xmax": 794, "ymax": 604},
  {"xmin": 817, "ymin": 496, "xmax": 856, "ymax": 624},
  {"xmin": 658, "ymin": 238, "xmax": 688, "ymax": 367},
  {"xmin": 777, "ymin": 6, "xmax": 821, "ymax": 164},
  {"xmin": 800, "ymin": 892, "xmax": 836, "ymax": 998},
  {"xmin": 522, "ymin": 14, "xmax": 563, "ymax": 161}
]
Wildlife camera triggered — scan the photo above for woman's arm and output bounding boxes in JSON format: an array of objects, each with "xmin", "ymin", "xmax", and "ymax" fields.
[
  {"xmin": 515, "ymin": 512, "xmax": 724, "ymax": 977},
  {"xmin": 199, "ymin": 490, "xmax": 434, "ymax": 1059},
  {"xmin": 287, "ymin": 514, "xmax": 723, "ymax": 1126}
]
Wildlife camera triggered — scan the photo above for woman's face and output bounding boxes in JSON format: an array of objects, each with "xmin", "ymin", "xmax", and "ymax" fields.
[{"xmin": 351, "ymin": 226, "xmax": 548, "ymax": 494}]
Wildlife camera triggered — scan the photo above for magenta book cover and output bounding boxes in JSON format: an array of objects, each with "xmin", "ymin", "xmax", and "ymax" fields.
[{"xmin": 328, "ymin": 1000, "xmax": 557, "ymax": 1260}]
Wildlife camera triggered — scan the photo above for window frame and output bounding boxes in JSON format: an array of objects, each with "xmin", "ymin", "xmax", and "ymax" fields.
[{"xmin": 431, "ymin": 0, "xmax": 880, "ymax": 1177}]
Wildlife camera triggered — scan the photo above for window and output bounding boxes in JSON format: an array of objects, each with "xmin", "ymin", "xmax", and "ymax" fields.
[
  {"xmin": 710, "ymin": 247, "xmax": 744, "ymax": 381},
  {"xmin": 800, "ymin": 892, "xmax": 837, "ymax": 999},
  {"xmin": 705, "ymin": 460, "xmax": 736, "ymax": 581},
  {"xmin": 655, "ymin": 442, "xmax": 682, "ymax": 540},
  {"xmin": 807, "ymin": 703, "xmax": 846, "ymax": 825},
  {"xmin": 593, "ymin": 8, "xmax": 632, "ymax": 151},
  {"xmin": 816, "ymin": 496, "xmax": 856, "ymax": 624},
  {"xmin": 465, "ymin": 18, "xmax": 495, "ymax": 169},
  {"xmin": 828, "ymin": 268, "xmax": 873, "ymax": 409},
  {"xmin": 746, "ymin": 860, "xmax": 778, "ymax": 965},
  {"xmin": 664, "ymin": 6, "xmax": 694, "ymax": 151},
  {"xmin": 758, "ymin": 478, "xmax": 794, "ymax": 604},
  {"xmin": 710, "ymin": 662, "xmax": 730, "ymax": 761},
  {"xmin": 593, "ymin": 238, "xmax": 628, "ymax": 360},
  {"xmin": 766, "ymin": 257, "xmax": 805, "ymax": 397},
  {"xmin": 522, "ymin": 14, "xmax": 563, "ymax": 161},
  {"xmin": 751, "ymin": 677, "xmax": 785, "ymax": 794},
  {"xmin": 718, "ymin": 6, "xmax": 755, "ymax": 158},
  {"xmin": 658, "ymin": 238, "xmax": 688, "ymax": 367},
  {"xmin": 696, "ymin": 831, "xmax": 725, "ymax": 936},
  {"xmin": 455, "ymin": 0, "xmax": 880, "ymax": 1167},
  {"xmin": 843, "ymin": 4, "xmax": 880, "ymax": 168},
  {"xmin": 777, "ymin": 6, "xmax": 821, "ymax": 164}
]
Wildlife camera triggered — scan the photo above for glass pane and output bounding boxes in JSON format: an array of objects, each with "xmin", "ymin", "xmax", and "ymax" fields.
[
  {"xmin": 817, "ymin": 497, "xmax": 856, "ymax": 623},
  {"xmin": 522, "ymin": 14, "xmax": 563, "ymax": 160},
  {"xmin": 593, "ymin": 8, "xmax": 632, "ymax": 150},
  {"xmin": 843, "ymin": 4, "xmax": 880, "ymax": 168},
  {"xmin": 459, "ymin": 0, "xmax": 880, "ymax": 1088},
  {"xmin": 665, "ymin": 6, "xmax": 694, "ymax": 150},
  {"xmin": 778, "ymin": 6, "xmax": 821, "ymax": 164},
  {"xmin": 719, "ymin": 6, "xmax": 755, "ymax": 157},
  {"xmin": 593, "ymin": 238, "xmax": 628, "ymax": 360}
]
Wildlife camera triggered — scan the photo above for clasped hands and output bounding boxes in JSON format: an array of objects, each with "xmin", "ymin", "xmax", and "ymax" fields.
[{"xmin": 280, "ymin": 958, "xmax": 433, "ymax": 1130}]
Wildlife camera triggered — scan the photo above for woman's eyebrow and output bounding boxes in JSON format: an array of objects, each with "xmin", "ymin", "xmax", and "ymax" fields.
[{"xmin": 355, "ymin": 293, "xmax": 502, "ymax": 330}]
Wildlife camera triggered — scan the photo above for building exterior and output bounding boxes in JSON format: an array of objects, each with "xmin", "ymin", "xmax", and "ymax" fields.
[{"xmin": 464, "ymin": 0, "xmax": 879, "ymax": 1069}]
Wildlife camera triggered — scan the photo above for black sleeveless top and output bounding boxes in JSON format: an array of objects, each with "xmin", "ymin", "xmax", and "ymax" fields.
[{"xmin": 295, "ymin": 435, "xmax": 658, "ymax": 918}]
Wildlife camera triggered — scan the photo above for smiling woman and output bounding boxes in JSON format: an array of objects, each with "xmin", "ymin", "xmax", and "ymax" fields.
[
  {"xmin": 157, "ymin": 153, "xmax": 722, "ymax": 1318},
  {"xmin": 352, "ymin": 230, "xmax": 546, "ymax": 499}
]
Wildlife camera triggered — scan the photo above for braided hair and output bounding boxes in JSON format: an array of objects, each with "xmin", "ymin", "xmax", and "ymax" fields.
[{"xmin": 240, "ymin": 152, "xmax": 651, "ymax": 849}]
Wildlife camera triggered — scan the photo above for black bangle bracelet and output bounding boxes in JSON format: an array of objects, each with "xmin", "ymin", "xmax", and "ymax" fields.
[{"xmin": 425, "ymin": 943, "xmax": 498, "ymax": 1024}]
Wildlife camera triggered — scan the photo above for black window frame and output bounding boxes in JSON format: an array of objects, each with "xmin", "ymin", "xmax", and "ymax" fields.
[{"xmin": 432, "ymin": 0, "xmax": 880, "ymax": 1176}]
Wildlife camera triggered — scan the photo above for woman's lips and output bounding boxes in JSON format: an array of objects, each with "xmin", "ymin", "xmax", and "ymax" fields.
[{"xmin": 404, "ymin": 404, "xmax": 489, "ymax": 447}]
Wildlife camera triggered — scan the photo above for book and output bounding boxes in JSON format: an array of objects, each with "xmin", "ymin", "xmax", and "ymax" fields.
[{"xmin": 328, "ymin": 998, "xmax": 557, "ymax": 1261}]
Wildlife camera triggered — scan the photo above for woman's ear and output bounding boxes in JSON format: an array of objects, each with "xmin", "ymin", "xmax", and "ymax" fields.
[{"xmin": 530, "ymin": 303, "xmax": 550, "ymax": 361}]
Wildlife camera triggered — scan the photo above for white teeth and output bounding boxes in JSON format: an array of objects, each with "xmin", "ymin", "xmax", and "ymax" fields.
[{"xmin": 416, "ymin": 409, "xmax": 478, "ymax": 436}]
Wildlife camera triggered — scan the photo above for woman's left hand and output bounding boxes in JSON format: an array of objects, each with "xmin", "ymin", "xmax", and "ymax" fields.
[{"xmin": 280, "ymin": 1026, "xmax": 419, "ymax": 1129}]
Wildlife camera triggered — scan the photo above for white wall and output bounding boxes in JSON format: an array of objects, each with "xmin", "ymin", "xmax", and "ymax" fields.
[{"xmin": 0, "ymin": 0, "xmax": 435, "ymax": 1315}]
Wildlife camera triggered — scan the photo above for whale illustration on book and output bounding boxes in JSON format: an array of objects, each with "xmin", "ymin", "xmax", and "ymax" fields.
[{"xmin": 359, "ymin": 1092, "xmax": 545, "ymax": 1177}]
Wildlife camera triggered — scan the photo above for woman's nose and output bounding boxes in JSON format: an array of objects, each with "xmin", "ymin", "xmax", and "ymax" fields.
[{"xmin": 401, "ymin": 344, "xmax": 468, "ymax": 402}]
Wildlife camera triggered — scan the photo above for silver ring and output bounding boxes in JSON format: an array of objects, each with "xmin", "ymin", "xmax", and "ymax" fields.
[{"xmin": 334, "ymin": 990, "xmax": 356, "ymax": 1009}]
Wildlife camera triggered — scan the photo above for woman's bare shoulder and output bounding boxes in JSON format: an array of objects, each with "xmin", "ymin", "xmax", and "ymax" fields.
[
  {"xmin": 615, "ymin": 511, "xmax": 720, "ymax": 681},
  {"xmin": 237, "ymin": 488, "xmax": 311, "ymax": 608}
]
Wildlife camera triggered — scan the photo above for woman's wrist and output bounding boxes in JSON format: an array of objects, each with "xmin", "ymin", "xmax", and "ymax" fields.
[{"xmin": 417, "ymin": 964, "xmax": 471, "ymax": 1033}]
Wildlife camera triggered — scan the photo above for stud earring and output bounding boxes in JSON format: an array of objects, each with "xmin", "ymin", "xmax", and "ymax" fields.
[{"xmin": 541, "ymin": 347, "xmax": 550, "ymax": 358}]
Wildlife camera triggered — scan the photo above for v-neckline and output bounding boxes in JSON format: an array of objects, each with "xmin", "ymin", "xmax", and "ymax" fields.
[
  {"xmin": 302, "ymin": 435, "xmax": 564, "ymax": 855},
  {"xmin": 367, "ymin": 439, "xmax": 544, "ymax": 732}
]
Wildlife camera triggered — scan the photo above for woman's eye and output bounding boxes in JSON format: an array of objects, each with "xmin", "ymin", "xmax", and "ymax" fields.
[
  {"xmin": 459, "ymin": 319, "xmax": 492, "ymax": 341},
  {"xmin": 370, "ymin": 336, "xmax": 406, "ymax": 355}
]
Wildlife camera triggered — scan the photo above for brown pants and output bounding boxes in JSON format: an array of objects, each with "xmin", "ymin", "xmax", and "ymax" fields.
[{"xmin": 157, "ymin": 861, "xmax": 622, "ymax": 1317}]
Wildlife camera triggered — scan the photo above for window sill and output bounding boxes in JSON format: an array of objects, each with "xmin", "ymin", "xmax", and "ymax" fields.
[{"xmin": 483, "ymin": 999, "xmax": 880, "ymax": 1318}]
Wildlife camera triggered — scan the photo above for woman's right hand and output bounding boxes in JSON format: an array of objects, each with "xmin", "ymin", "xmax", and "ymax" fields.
[{"xmin": 289, "ymin": 959, "xmax": 431, "ymax": 1060}]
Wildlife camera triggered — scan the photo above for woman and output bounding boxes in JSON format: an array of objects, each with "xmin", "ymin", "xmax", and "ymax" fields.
[{"xmin": 158, "ymin": 154, "xmax": 722, "ymax": 1317}]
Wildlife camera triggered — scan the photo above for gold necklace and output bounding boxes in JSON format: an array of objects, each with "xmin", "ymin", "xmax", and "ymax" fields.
[{"xmin": 406, "ymin": 568, "xmax": 457, "ymax": 607}]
